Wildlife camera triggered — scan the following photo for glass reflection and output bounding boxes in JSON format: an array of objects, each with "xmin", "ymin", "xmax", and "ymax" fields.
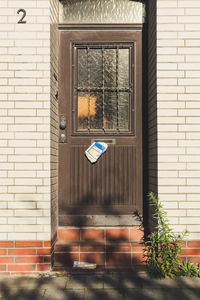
[
  {"xmin": 118, "ymin": 49, "xmax": 129, "ymax": 88},
  {"xmin": 78, "ymin": 92, "xmax": 103, "ymax": 130},
  {"xmin": 78, "ymin": 49, "xmax": 88, "ymax": 87},
  {"xmin": 118, "ymin": 92, "xmax": 129, "ymax": 130},
  {"xmin": 90, "ymin": 49, "xmax": 103, "ymax": 87},
  {"xmin": 61, "ymin": 0, "xmax": 144, "ymax": 24},
  {"xmin": 104, "ymin": 49, "xmax": 116, "ymax": 87},
  {"xmin": 104, "ymin": 92, "xmax": 117, "ymax": 130}
]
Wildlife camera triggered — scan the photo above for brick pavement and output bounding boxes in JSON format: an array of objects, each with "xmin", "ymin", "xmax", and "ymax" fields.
[{"xmin": 0, "ymin": 272, "xmax": 200, "ymax": 300}]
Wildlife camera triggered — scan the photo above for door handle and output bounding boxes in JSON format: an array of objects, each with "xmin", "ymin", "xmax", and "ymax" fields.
[
  {"xmin": 59, "ymin": 115, "xmax": 66, "ymax": 143},
  {"xmin": 60, "ymin": 115, "xmax": 66, "ymax": 130}
]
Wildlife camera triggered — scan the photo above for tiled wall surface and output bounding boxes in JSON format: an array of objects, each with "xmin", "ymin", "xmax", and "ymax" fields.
[
  {"xmin": 54, "ymin": 228, "xmax": 145, "ymax": 270},
  {"xmin": 157, "ymin": 0, "xmax": 200, "ymax": 240},
  {"xmin": 0, "ymin": 241, "xmax": 51, "ymax": 275},
  {"xmin": 0, "ymin": 0, "xmax": 59, "ymax": 274},
  {"xmin": 0, "ymin": 0, "xmax": 59, "ymax": 243},
  {"xmin": 0, "ymin": 0, "xmax": 54, "ymax": 241},
  {"xmin": 54, "ymin": 228, "xmax": 200, "ymax": 268}
]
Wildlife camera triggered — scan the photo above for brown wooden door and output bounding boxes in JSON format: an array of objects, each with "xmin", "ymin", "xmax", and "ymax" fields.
[{"xmin": 59, "ymin": 28, "xmax": 142, "ymax": 224}]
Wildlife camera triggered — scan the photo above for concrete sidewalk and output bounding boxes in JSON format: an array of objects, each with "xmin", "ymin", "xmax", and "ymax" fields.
[{"xmin": 0, "ymin": 272, "xmax": 200, "ymax": 300}]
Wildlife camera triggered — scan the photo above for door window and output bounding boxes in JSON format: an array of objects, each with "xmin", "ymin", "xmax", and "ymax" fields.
[{"xmin": 73, "ymin": 43, "xmax": 134, "ymax": 134}]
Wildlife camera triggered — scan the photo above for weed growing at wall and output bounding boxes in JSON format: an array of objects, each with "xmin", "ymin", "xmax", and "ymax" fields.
[
  {"xmin": 145, "ymin": 192, "xmax": 188, "ymax": 279},
  {"xmin": 179, "ymin": 261, "xmax": 200, "ymax": 277}
]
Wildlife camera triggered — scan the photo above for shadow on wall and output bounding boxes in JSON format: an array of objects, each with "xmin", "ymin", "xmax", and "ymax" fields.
[
  {"xmin": 54, "ymin": 203, "xmax": 145, "ymax": 271},
  {"xmin": 142, "ymin": 0, "xmax": 157, "ymax": 236}
]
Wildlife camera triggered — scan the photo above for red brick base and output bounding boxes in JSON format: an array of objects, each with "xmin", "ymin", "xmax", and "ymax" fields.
[
  {"xmin": 53, "ymin": 228, "xmax": 200, "ymax": 271},
  {"xmin": 1, "ymin": 233, "xmax": 200, "ymax": 275},
  {"xmin": 0, "ymin": 241, "xmax": 51, "ymax": 275},
  {"xmin": 181, "ymin": 241, "xmax": 200, "ymax": 263},
  {"xmin": 53, "ymin": 228, "xmax": 145, "ymax": 271}
]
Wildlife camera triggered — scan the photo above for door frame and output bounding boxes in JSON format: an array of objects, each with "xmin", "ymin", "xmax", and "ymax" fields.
[{"xmin": 58, "ymin": 24, "xmax": 143, "ymax": 226}]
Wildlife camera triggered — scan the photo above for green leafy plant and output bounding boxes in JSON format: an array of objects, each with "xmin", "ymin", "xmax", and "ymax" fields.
[
  {"xmin": 145, "ymin": 192, "xmax": 188, "ymax": 279},
  {"xmin": 179, "ymin": 261, "xmax": 200, "ymax": 277}
]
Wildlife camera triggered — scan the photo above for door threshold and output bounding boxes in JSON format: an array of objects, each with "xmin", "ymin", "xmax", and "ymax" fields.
[{"xmin": 59, "ymin": 215, "xmax": 142, "ymax": 226}]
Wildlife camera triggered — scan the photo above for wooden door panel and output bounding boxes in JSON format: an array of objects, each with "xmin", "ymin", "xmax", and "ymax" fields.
[
  {"xmin": 59, "ymin": 145, "xmax": 136, "ymax": 214},
  {"xmin": 59, "ymin": 28, "xmax": 142, "ymax": 221}
]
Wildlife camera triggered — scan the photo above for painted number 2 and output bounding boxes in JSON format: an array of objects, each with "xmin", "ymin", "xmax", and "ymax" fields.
[{"xmin": 17, "ymin": 8, "xmax": 27, "ymax": 24}]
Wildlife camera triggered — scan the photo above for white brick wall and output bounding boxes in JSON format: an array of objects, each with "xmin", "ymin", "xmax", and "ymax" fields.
[
  {"xmin": 157, "ymin": 0, "xmax": 200, "ymax": 239},
  {"xmin": 50, "ymin": 0, "xmax": 59, "ymax": 241},
  {"xmin": 1, "ymin": 0, "xmax": 200, "ymax": 242},
  {"xmin": 0, "ymin": 0, "xmax": 59, "ymax": 240}
]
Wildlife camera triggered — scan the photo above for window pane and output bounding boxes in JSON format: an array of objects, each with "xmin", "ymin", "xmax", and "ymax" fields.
[
  {"xmin": 90, "ymin": 49, "xmax": 102, "ymax": 87},
  {"xmin": 78, "ymin": 92, "xmax": 103, "ymax": 130},
  {"xmin": 75, "ymin": 43, "xmax": 133, "ymax": 133},
  {"xmin": 61, "ymin": 0, "xmax": 144, "ymax": 24},
  {"xmin": 118, "ymin": 49, "xmax": 129, "ymax": 88},
  {"xmin": 78, "ymin": 49, "xmax": 88, "ymax": 87},
  {"xmin": 90, "ymin": 92, "xmax": 103, "ymax": 130},
  {"xmin": 104, "ymin": 92, "xmax": 117, "ymax": 130},
  {"xmin": 78, "ymin": 92, "xmax": 89, "ymax": 130},
  {"xmin": 118, "ymin": 92, "xmax": 129, "ymax": 130},
  {"xmin": 104, "ymin": 49, "xmax": 116, "ymax": 88}
]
